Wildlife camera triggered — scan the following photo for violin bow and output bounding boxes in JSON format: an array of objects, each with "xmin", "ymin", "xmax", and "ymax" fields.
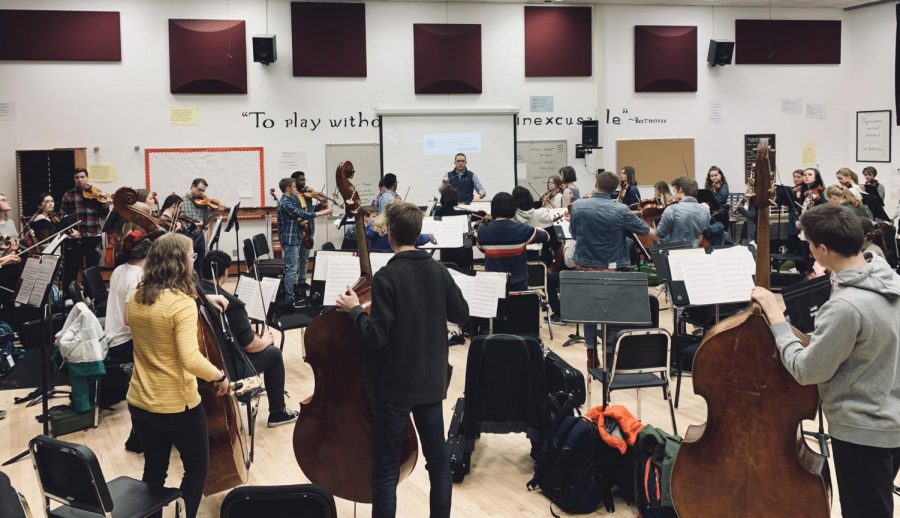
[{"xmin": 16, "ymin": 220, "xmax": 81, "ymax": 257}]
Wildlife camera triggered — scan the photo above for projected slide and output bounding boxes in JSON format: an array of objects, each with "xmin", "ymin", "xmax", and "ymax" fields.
[{"xmin": 381, "ymin": 113, "xmax": 516, "ymax": 205}]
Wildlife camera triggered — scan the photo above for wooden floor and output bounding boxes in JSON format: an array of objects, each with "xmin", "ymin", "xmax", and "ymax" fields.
[{"xmin": 0, "ymin": 287, "xmax": 891, "ymax": 517}]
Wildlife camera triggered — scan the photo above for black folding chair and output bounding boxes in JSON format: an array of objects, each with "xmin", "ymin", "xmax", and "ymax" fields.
[
  {"xmin": 29, "ymin": 435, "xmax": 183, "ymax": 517},
  {"xmin": 220, "ymin": 484, "xmax": 336, "ymax": 518},
  {"xmin": 81, "ymin": 267, "xmax": 107, "ymax": 316}
]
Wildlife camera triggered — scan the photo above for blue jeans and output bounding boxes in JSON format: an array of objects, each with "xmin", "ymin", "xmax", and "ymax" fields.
[
  {"xmin": 373, "ymin": 398, "xmax": 451, "ymax": 518},
  {"xmin": 297, "ymin": 244, "xmax": 311, "ymax": 288},
  {"xmin": 282, "ymin": 243, "xmax": 300, "ymax": 301}
]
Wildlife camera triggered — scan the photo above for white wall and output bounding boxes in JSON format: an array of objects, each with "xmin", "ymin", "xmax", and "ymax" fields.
[{"xmin": 0, "ymin": 0, "xmax": 896, "ymax": 226}]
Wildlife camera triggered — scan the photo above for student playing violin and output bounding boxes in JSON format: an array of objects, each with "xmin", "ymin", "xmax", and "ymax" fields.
[
  {"xmin": 61, "ymin": 167, "xmax": 111, "ymax": 287},
  {"xmin": 181, "ymin": 178, "xmax": 222, "ymax": 272},
  {"xmin": 616, "ymin": 166, "xmax": 641, "ymax": 207}
]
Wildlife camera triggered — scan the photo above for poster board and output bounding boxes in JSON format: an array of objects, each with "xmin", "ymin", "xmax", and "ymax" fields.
[
  {"xmin": 145, "ymin": 147, "xmax": 265, "ymax": 207},
  {"xmin": 856, "ymin": 111, "xmax": 891, "ymax": 163},
  {"xmin": 325, "ymin": 143, "xmax": 380, "ymax": 208},
  {"xmin": 516, "ymin": 140, "xmax": 568, "ymax": 191},
  {"xmin": 616, "ymin": 139, "xmax": 695, "ymax": 186}
]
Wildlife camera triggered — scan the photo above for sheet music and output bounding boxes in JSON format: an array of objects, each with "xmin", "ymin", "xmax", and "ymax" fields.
[
  {"xmin": 666, "ymin": 248, "xmax": 707, "ymax": 281},
  {"xmin": 312, "ymin": 250, "xmax": 350, "ymax": 281},
  {"xmin": 458, "ymin": 201, "xmax": 491, "ymax": 213},
  {"xmin": 44, "ymin": 233, "xmax": 67, "ymax": 255},
  {"xmin": 446, "ymin": 269, "xmax": 507, "ymax": 319},
  {"xmin": 554, "ymin": 219, "xmax": 572, "ymax": 239},
  {"xmin": 669, "ymin": 246, "xmax": 756, "ymax": 305},
  {"xmin": 419, "ymin": 215, "xmax": 467, "ymax": 249},
  {"xmin": 370, "ymin": 252, "xmax": 394, "ymax": 274},
  {"xmin": 322, "ymin": 254, "xmax": 363, "ymax": 305},
  {"xmin": 15, "ymin": 255, "xmax": 59, "ymax": 307},
  {"xmin": 233, "ymin": 275, "xmax": 280, "ymax": 321}
]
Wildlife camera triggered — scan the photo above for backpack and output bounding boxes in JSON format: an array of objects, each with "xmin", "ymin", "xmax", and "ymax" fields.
[
  {"xmin": 547, "ymin": 391, "xmax": 578, "ymax": 433},
  {"xmin": 634, "ymin": 425, "xmax": 681, "ymax": 517},
  {"xmin": 527, "ymin": 416, "xmax": 616, "ymax": 515}
]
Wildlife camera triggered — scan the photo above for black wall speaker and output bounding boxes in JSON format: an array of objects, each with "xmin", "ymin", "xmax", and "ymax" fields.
[
  {"xmin": 581, "ymin": 119, "xmax": 599, "ymax": 147},
  {"xmin": 707, "ymin": 40, "xmax": 734, "ymax": 66},
  {"xmin": 253, "ymin": 35, "xmax": 277, "ymax": 65}
]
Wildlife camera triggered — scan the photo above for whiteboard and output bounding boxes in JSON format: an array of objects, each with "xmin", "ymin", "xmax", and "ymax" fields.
[
  {"xmin": 516, "ymin": 140, "xmax": 568, "ymax": 192},
  {"xmin": 325, "ymin": 143, "xmax": 381, "ymax": 209},
  {"xmin": 145, "ymin": 147, "xmax": 265, "ymax": 207}
]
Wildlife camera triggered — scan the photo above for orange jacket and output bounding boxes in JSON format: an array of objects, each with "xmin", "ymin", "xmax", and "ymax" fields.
[{"xmin": 585, "ymin": 404, "xmax": 646, "ymax": 454}]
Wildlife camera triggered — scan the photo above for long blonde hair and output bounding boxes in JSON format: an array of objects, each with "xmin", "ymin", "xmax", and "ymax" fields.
[
  {"xmin": 825, "ymin": 184, "xmax": 861, "ymax": 207},
  {"xmin": 134, "ymin": 233, "xmax": 198, "ymax": 305}
]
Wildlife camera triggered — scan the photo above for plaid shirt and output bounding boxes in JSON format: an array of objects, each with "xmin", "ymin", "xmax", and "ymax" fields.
[
  {"xmin": 180, "ymin": 193, "xmax": 212, "ymax": 223},
  {"xmin": 277, "ymin": 193, "xmax": 316, "ymax": 246},
  {"xmin": 60, "ymin": 187, "xmax": 110, "ymax": 236}
]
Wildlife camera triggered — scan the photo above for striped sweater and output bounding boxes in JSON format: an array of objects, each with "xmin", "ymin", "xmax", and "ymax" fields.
[
  {"xmin": 476, "ymin": 218, "xmax": 549, "ymax": 291},
  {"xmin": 126, "ymin": 289, "xmax": 221, "ymax": 414}
]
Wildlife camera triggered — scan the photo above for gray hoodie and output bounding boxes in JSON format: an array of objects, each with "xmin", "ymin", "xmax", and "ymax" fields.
[{"xmin": 771, "ymin": 255, "xmax": 900, "ymax": 448}]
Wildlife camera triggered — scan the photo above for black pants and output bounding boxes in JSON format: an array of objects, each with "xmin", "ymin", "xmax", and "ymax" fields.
[
  {"xmin": 247, "ymin": 345, "xmax": 286, "ymax": 414},
  {"xmin": 106, "ymin": 340, "xmax": 134, "ymax": 364},
  {"xmin": 63, "ymin": 235, "xmax": 102, "ymax": 288},
  {"xmin": 373, "ymin": 399, "xmax": 450, "ymax": 518},
  {"xmin": 129, "ymin": 403, "xmax": 209, "ymax": 518},
  {"xmin": 831, "ymin": 438, "xmax": 900, "ymax": 518}
]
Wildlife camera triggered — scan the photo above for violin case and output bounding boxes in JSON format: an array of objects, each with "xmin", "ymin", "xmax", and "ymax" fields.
[
  {"xmin": 544, "ymin": 350, "xmax": 585, "ymax": 407},
  {"xmin": 447, "ymin": 397, "xmax": 472, "ymax": 483}
]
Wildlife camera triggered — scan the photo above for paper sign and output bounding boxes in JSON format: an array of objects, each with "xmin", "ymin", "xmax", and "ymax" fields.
[
  {"xmin": 170, "ymin": 107, "xmax": 199, "ymax": 126},
  {"xmin": 0, "ymin": 103, "xmax": 15, "ymax": 122},
  {"xmin": 781, "ymin": 99, "xmax": 802, "ymax": 115},
  {"xmin": 805, "ymin": 103, "xmax": 827, "ymax": 120},
  {"xmin": 801, "ymin": 143, "xmax": 817, "ymax": 166},
  {"xmin": 530, "ymin": 96, "xmax": 554, "ymax": 113},
  {"xmin": 709, "ymin": 101, "xmax": 723, "ymax": 123},
  {"xmin": 280, "ymin": 151, "xmax": 308, "ymax": 170},
  {"xmin": 88, "ymin": 163, "xmax": 117, "ymax": 182}
]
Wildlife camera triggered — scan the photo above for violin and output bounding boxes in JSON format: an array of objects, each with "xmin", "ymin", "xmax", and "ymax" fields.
[
  {"xmin": 193, "ymin": 193, "xmax": 226, "ymax": 211},
  {"xmin": 617, "ymin": 181, "xmax": 628, "ymax": 202},
  {"xmin": 301, "ymin": 187, "xmax": 341, "ymax": 207},
  {"xmin": 82, "ymin": 185, "xmax": 112, "ymax": 204},
  {"xmin": 803, "ymin": 185, "xmax": 823, "ymax": 209}
]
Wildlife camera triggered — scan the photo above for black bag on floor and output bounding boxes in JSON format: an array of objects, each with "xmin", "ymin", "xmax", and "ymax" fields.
[
  {"xmin": 98, "ymin": 362, "xmax": 132, "ymax": 408},
  {"xmin": 447, "ymin": 397, "xmax": 471, "ymax": 483},
  {"xmin": 544, "ymin": 350, "xmax": 585, "ymax": 406},
  {"xmin": 221, "ymin": 484, "xmax": 336, "ymax": 517}
]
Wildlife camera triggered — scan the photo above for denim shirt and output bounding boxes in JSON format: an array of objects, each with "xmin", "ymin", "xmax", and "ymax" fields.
[
  {"xmin": 656, "ymin": 197, "xmax": 709, "ymax": 247},
  {"xmin": 570, "ymin": 193, "xmax": 649, "ymax": 269}
]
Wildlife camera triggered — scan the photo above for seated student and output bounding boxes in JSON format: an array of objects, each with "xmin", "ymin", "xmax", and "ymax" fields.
[
  {"xmin": 198, "ymin": 251, "xmax": 299, "ymax": 428},
  {"xmin": 436, "ymin": 186, "xmax": 475, "ymax": 270},
  {"xmin": 751, "ymin": 204, "xmax": 900, "ymax": 518},
  {"xmin": 366, "ymin": 203, "xmax": 435, "ymax": 251},
  {"xmin": 656, "ymin": 176, "xmax": 709, "ymax": 247},
  {"xmin": 377, "ymin": 173, "xmax": 399, "ymax": 216},
  {"xmin": 825, "ymin": 184, "xmax": 872, "ymax": 220},
  {"xmin": 512, "ymin": 186, "xmax": 556, "ymax": 228},
  {"xmin": 476, "ymin": 192, "xmax": 550, "ymax": 292}
]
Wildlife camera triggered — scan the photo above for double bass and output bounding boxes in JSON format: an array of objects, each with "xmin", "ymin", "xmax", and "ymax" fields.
[
  {"xmin": 293, "ymin": 160, "xmax": 418, "ymax": 503},
  {"xmin": 670, "ymin": 139, "xmax": 831, "ymax": 516}
]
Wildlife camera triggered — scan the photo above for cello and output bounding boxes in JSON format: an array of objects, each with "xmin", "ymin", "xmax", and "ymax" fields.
[
  {"xmin": 670, "ymin": 139, "xmax": 831, "ymax": 516},
  {"xmin": 196, "ymin": 289, "xmax": 262, "ymax": 495},
  {"xmin": 292, "ymin": 160, "xmax": 418, "ymax": 503}
]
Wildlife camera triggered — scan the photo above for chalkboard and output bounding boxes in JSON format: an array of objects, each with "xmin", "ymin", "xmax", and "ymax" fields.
[
  {"xmin": 616, "ymin": 139, "xmax": 695, "ymax": 186},
  {"xmin": 145, "ymin": 147, "xmax": 264, "ymax": 207},
  {"xmin": 325, "ymin": 143, "xmax": 381, "ymax": 208},
  {"xmin": 516, "ymin": 140, "xmax": 568, "ymax": 193},
  {"xmin": 744, "ymin": 134, "xmax": 776, "ymax": 184}
]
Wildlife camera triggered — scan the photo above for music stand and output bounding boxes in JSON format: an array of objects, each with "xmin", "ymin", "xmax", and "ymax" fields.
[
  {"xmin": 3, "ymin": 253, "xmax": 64, "ymax": 466},
  {"xmin": 559, "ymin": 271, "xmax": 651, "ymax": 406},
  {"xmin": 224, "ymin": 202, "xmax": 241, "ymax": 272}
]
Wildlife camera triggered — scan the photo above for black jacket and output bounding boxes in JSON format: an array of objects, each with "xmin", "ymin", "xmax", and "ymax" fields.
[{"xmin": 349, "ymin": 250, "xmax": 469, "ymax": 405}]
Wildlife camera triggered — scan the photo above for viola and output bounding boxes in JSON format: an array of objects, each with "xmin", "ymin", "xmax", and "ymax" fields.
[
  {"xmin": 193, "ymin": 193, "xmax": 227, "ymax": 211},
  {"xmin": 300, "ymin": 187, "xmax": 341, "ymax": 206},
  {"xmin": 671, "ymin": 138, "xmax": 830, "ymax": 517},
  {"xmin": 293, "ymin": 159, "xmax": 418, "ymax": 503},
  {"xmin": 82, "ymin": 185, "xmax": 112, "ymax": 204}
]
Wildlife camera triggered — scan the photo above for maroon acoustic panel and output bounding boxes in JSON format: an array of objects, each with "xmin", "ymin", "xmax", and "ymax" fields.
[
  {"xmin": 414, "ymin": 24, "xmax": 481, "ymax": 94},
  {"xmin": 524, "ymin": 6, "xmax": 591, "ymax": 77},
  {"xmin": 0, "ymin": 9, "xmax": 120, "ymax": 61},
  {"xmin": 634, "ymin": 26, "xmax": 697, "ymax": 93},
  {"xmin": 735, "ymin": 20, "xmax": 841, "ymax": 65},
  {"xmin": 291, "ymin": 2, "xmax": 366, "ymax": 77},
  {"xmin": 169, "ymin": 19, "xmax": 247, "ymax": 94}
]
